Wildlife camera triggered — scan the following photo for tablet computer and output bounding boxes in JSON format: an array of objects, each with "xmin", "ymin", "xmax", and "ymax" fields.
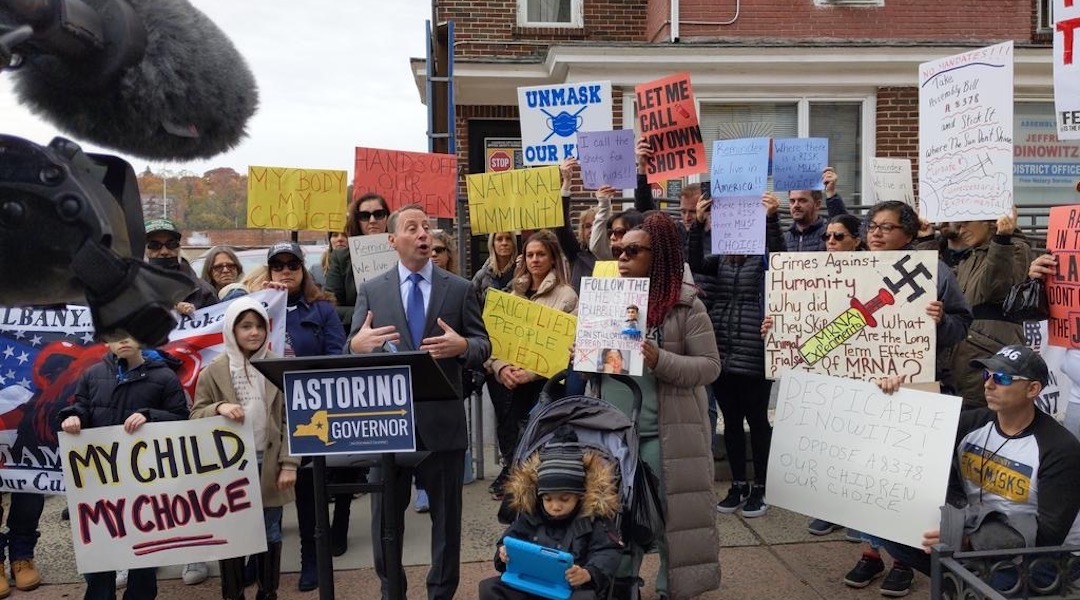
[{"xmin": 500, "ymin": 536, "xmax": 575, "ymax": 600}]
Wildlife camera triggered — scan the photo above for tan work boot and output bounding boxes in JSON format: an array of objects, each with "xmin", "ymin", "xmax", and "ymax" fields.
[
  {"xmin": 0, "ymin": 568, "xmax": 10, "ymax": 599},
  {"xmin": 11, "ymin": 559, "xmax": 40, "ymax": 591}
]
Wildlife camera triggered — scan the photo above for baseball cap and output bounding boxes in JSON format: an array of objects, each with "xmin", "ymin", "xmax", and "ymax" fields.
[
  {"xmin": 970, "ymin": 345, "xmax": 1049, "ymax": 387},
  {"xmin": 267, "ymin": 241, "xmax": 304, "ymax": 262},
  {"xmin": 144, "ymin": 218, "xmax": 181, "ymax": 238}
]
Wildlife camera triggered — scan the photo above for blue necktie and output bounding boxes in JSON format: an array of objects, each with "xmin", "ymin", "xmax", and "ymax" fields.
[{"xmin": 407, "ymin": 272, "xmax": 425, "ymax": 349}]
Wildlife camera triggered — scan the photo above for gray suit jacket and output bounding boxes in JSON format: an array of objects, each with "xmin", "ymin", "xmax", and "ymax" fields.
[{"xmin": 349, "ymin": 265, "xmax": 491, "ymax": 451}]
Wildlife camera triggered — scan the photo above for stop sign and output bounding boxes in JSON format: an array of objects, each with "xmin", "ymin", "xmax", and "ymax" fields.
[
  {"xmin": 489, "ymin": 151, "xmax": 512, "ymax": 172},
  {"xmin": 650, "ymin": 182, "xmax": 664, "ymax": 198}
]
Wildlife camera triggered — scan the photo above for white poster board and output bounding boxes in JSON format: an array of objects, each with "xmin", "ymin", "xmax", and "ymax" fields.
[
  {"xmin": 574, "ymin": 277, "xmax": 650, "ymax": 376},
  {"xmin": 517, "ymin": 81, "xmax": 613, "ymax": 166},
  {"xmin": 348, "ymin": 234, "xmax": 396, "ymax": 291},
  {"xmin": 919, "ymin": 42, "xmax": 1014, "ymax": 222},
  {"xmin": 1054, "ymin": 0, "xmax": 1080, "ymax": 140},
  {"xmin": 60, "ymin": 417, "xmax": 266, "ymax": 573},
  {"xmin": 1023, "ymin": 319, "xmax": 1073, "ymax": 421},
  {"xmin": 765, "ymin": 251, "xmax": 938, "ymax": 382},
  {"xmin": 870, "ymin": 158, "xmax": 915, "ymax": 207},
  {"xmin": 767, "ymin": 371, "xmax": 961, "ymax": 548}
]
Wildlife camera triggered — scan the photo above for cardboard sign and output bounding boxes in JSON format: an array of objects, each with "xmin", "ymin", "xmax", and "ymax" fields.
[
  {"xmin": 768, "ymin": 371, "xmax": 961, "ymax": 549},
  {"xmin": 635, "ymin": 73, "xmax": 707, "ymax": 182},
  {"xmin": 466, "ymin": 166, "xmax": 563, "ymax": 234},
  {"xmin": 1022, "ymin": 319, "xmax": 1072, "ymax": 420},
  {"xmin": 482, "ymin": 290, "xmax": 577, "ymax": 379},
  {"xmin": 517, "ymin": 81, "xmax": 613, "ymax": 166},
  {"xmin": 711, "ymin": 196, "xmax": 765, "ymax": 255},
  {"xmin": 918, "ymin": 42, "xmax": 1014, "ymax": 222},
  {"xmin": 0, "ymin": 291, "xmax": 286, "ymax": 495},
  {"xmin": 870, "ymin": 158, "xmax": 916, "ymax": 206},
  {"xmin": 772, "ymin": 138, "xmax": 829, "ymax": 192},
  {"xmin": 765, "ymin": 251, "xmax": 938, "ymax": 382},
  {"xmin": 353, "ymin": 147, "xmax": 457, "ymax": 218},
  {"xmin": 711, "ymin": 137, "xmax": 770, "ymax": 198},
  {"xmin": 576, "ymin": 130, "xmax": 637, "ymax": 189},
  {"xmin": 348, "ymin": 234, "xmax": 396, "ymax": 290},
  {"xmin": 285, "ymin": 366, "xmax": 416, "ymax": 455},
  {"xmin": 1054, "ymin": 0, "xmax": 1080, "ymax": 140},
  {"xmin": 1046, "ymin": 205, "xmax": 1080, "ymax": 348},
  {"xmin": 60, "ymin": 417, "xmax": 266, "ymax": 572},
  {"xmin": 574, "ymin": 277, "xmax": 650, "ymax": 376},
  {"xmin": 247, "ymin": 166, "xmax": 348, "ymax": 231}
]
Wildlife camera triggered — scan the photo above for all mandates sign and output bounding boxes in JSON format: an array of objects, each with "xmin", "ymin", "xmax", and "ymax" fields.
[{"xmin": 284, "ymin": 365, "xmax": 416, "ymax": 456}]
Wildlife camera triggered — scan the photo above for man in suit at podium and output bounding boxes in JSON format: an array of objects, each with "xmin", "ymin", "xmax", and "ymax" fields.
[{"xmin": 348, "ymin": 203, "xmax": 491, "ymax": 600}]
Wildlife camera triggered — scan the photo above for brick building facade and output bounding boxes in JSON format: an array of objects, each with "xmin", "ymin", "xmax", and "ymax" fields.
[{"xmin": 414, "ymin": 0, "xmax": 1069, "ymax": 266}]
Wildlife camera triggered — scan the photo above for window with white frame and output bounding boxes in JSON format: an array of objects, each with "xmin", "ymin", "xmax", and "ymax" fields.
[
  {"xmin": 518, "ymin": 0, "xmax": 583, "ymax": 27},
  {"xmin": 1037, "ymin": 0, "xmax": 1053, "ymax": 32},
  {"xmin": 699, "ymin": 101, "xmax": 864, "ymax": 203}
]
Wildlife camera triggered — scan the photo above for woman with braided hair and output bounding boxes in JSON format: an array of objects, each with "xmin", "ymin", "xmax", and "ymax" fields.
[{"xmin": 596, "ymin": 211, "xmax": 721, "ymax": 600}]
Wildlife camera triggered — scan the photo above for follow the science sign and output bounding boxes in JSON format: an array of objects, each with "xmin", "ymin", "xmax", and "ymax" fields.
[{"xmin": 284, "ymin": 365, "xmax": 416, "ymax": 456}]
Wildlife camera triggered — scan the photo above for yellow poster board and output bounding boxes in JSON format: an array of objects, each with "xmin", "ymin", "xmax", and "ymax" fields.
[
  {"xmin": 247, "ymin": 166, "xmax": 348, "ymax": 231},
  {"xmin": 466, "ymin": 166, "xmax": 563, "ymax": 234},
  {"xmin": 592, "ymin": 261, "xmax": 619, "ymax": 277},
  {"xmin": 482, "ymin": 290, "xmax": 576, "ymax": 378}
]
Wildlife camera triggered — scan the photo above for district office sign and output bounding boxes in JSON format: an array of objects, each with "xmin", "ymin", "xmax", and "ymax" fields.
[
  {"xmin": 284, "ymin": 366, "xmax": 416, "ymax": 456},
  {"xmin": 1055, "ymin": 0, "xmax": 1080, "ymax": 140},
  {"xmin": 517, "ymin": 81, "xmax": 613, "ymax": 166}
]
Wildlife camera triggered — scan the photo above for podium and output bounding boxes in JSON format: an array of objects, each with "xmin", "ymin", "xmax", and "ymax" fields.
[{"xmin": 253, "ymin": 352, "xmax": 459, "ymax": 600}]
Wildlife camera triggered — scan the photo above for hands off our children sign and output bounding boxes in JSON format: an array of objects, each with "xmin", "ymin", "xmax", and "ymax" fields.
[
  {"xmin": 765, "ymin": 251, "xmax": 938, "ymax": 383},
  {"xmin": 517, "ymin": 81, "xmax": 612, "ymax": 166},
  {"xmin": 60, "ymin": 417, "xmax": 265, "ymax": 573}
]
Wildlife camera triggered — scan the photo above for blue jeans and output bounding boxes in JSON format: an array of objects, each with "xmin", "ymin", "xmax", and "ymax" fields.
[
  {"xmin": 264, "ymin": 506, "xmax": 283, "ymax": 544},
  {"xmin": 84, "ymin": 568, "xmax": 157, "ymax": 600},
  {"xmin": 0, "ymin": 492, "xmax": 43, "ymax": 561}
]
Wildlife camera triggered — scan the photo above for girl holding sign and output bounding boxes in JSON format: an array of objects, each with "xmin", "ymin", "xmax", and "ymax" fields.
[{"xmin": 598, "ymin": 212, "xmax": 722, "ymax": 599}]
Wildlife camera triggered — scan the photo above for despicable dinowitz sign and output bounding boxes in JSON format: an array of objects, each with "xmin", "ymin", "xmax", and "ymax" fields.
[{"xmin": 517, "ymin": 81, "xmax": 613, "ymax": 166}]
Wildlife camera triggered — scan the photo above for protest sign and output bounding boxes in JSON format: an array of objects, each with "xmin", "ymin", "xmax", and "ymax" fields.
[
  {"xmin": 483, "ymin": 291, "xmax": 576, "ymax": 379},
  {"xmin": 711, "ymin": 137, "xmax": 770, "ymax": 198},
  {"xmin": 517, "ymin": 81, "xmax": 612, "ymax": 166},
  {"xmin": 285, "ymin": 365, "xmax": 416, "ymax": 455},
  {"xmin": 1046, "ymin": 205, "xmax": 1080, "ymax": 348},
  {"xmin": 768, "ymin": 371, "xmax": 961, "ymax": 548},
  {"xmin": 353, "ymin": 147, "xmax": 457, "ymax": 218},
  {"xmin": 1022, "ymin": 319, "xmax": 1072, "ymax": 420},
  {"xmin": 348, "ymin": 234, "xmax": 396, "ymax": 290},
  {"xmin": 1055, "ymin": 0, "xmax": 1080, "ymax": 140},
  {"xmin": 870, "ymin": 158, "xmax": 916, "ymax": 206},
  {"xmin": 576, "ymin": 130, "xmax": 637, "ymax": 189},
  {"xmin": 574, "ymin": 277, "xmax": 650, "ymax": 376},
  {"xmin": 635, "ymin": 73, "xmax": 706, "ymax": 182},
  {"xmin": 247, "ymin": 167, "xmax": 348, "ymax": 231},
  {"xmin": 466, "ymin": 166, "xmax": 563, "ymax": 234},
  {"xmin": 772, "ymin": 138, "xmax": 829, "ymax": 192},
  {"xmin": 765, "ymin": 251, "xmax": 938, "ymax": 382},
  {"xmin": 592, "ymin": 261, "xmax": 619, "ymax": 278},
  {"xmin": 0, "ymin": 291, "xmax": 286, "ymax": 494},
  {"xmin": 711, "ymin": 196, "xmax": 765, "ymax": 255},
  {"xmin": 919, "ymin": 42, "xmax": 1014, "ymax": 222},
  {"xmin": 61, "ymin": 417, "xmax": 265, "ymax": 572}
]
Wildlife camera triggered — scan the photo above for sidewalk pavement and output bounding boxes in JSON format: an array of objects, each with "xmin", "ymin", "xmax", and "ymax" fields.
[{"xmin": 16, "ymin": 457, "xmax": 930, "ymax": 599}]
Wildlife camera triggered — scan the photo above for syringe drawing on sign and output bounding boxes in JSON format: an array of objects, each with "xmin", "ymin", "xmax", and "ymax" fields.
[{"xmin": 798, "ymin": 288, "xmax": 896, "ymax": 366}]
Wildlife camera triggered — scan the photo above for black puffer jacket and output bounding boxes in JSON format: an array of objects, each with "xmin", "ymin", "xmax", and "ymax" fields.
[
  {"xmin": 58, "ymin": 351, "xmax": 189, "ymax": 428},
  {"xmin": 688, "ymin": 216, "xmax": 786, "ymax": 377}
]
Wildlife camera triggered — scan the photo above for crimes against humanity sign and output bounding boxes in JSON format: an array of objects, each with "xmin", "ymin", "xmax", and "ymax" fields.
[
  {"xmin": 60, "ymin": 418, "xmax": 265, "ymax": 573},
  {"xmin": 285, "ymin": 365, "xmax": 416, "ymax": 456}
]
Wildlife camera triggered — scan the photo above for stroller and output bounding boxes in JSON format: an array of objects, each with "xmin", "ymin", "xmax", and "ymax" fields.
[{"xmin": 498, "ymin": 371, "xmax": 664, "ymax": 599}]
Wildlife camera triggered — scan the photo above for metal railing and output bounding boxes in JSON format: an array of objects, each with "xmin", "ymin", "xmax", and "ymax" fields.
[{"xmin": 932, "ymin": 544, "xmax": 1080, "ymax": 599}]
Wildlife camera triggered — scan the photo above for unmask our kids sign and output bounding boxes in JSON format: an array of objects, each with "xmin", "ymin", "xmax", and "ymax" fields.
[{"xmin": 517, "ymin": 81, "xmax": 613, "ymax": 166}]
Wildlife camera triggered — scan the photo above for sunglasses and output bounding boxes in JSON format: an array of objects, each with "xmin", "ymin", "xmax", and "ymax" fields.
[
  {"xmin": 268, "ymin": 260, "xmax": 302, "ymax": 272},
  {"xmin": 146, "ymin": 239, "xmax": 181, "ymax": 250},
  {"xmin": 358, "ymin": 209, "xmax": 389, "ymax": 221},
  {"xmin": 821, "ymin": 232, "xmax": 851, "ymax": 242},
  {"xmin": 211, "ymin": 262, "xmax": 239, "ymax": 273},
  {"xmin": 608, "ymin": 226, "xmax": 628, "ymax": 238},
  {"xmin": 982, "ymin": 370, "xmax": 1030, "ymax": 386},
  {"xmin": 616, "ymin": 244, "xmax": 651, "ymax": 259},
  {"xmin": 432, "ymin": 246, "xmax": 449, "ymax": 255}
]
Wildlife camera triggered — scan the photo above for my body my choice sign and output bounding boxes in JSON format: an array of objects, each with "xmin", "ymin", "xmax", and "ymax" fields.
[{"xmin": 285, "ymin": 366, "xmax": 416, "ymax": 456}]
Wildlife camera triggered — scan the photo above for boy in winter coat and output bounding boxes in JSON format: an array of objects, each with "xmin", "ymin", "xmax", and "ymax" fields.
[
  {"xmin": 58, "ymin": 332, "xmax": 189, "ymax": 599},
  {"xmin": 478, "ymin": 432, "xmax": 622, "ymax": 600}
]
